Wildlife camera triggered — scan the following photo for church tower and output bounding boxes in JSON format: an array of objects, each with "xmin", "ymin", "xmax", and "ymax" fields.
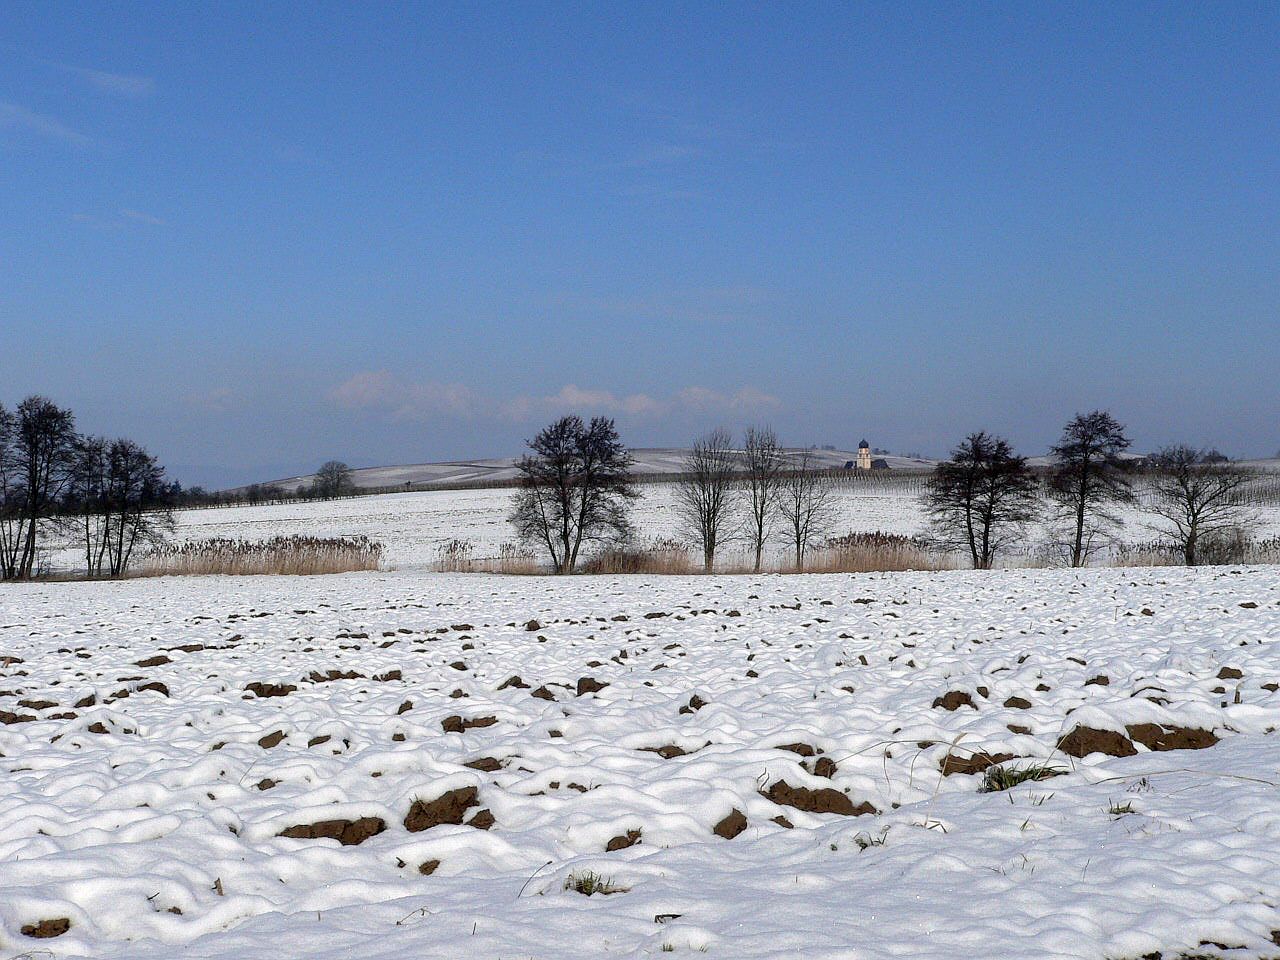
[{"xmin": 857, "ymin": 439, "xmax": 872, "ymax": 470}]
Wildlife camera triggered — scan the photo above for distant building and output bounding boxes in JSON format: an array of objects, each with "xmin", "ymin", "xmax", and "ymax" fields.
[{"xmin": 857, "ymin": 439, "xmax": 872, "ymax": 470}]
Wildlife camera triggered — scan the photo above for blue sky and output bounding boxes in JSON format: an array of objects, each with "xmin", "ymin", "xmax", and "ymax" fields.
[{"xmin": 1, "ymin": 2, "xmax": 1276, "ymax": 487}]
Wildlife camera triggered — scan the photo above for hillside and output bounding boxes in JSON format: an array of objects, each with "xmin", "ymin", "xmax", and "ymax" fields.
[{"xmin": 242, "ymin": 447, "xmax": 938, "ymax": 494}]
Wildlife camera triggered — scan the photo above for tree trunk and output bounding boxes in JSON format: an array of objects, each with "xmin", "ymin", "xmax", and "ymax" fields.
[{"xmin": 1072, "ymin": 489, "xmax": 1087, "ymax": 568}]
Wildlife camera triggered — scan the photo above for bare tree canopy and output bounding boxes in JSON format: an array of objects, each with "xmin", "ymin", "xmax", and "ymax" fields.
[
  {"xmin": 1143, "ymin": 445, "xmax": 1256, "ymax": 565},
  {"xmin": 0, "ymin": 403, "xmax": 18, "ymax": 579},
  {"xmin": 1048, "ymin": 410, "xmax": 1135, "ymax": 566},
  {"xmin": 0, "ymin": 396, "xmax": 177, "ymax": 580},
  {"xmin": 2, "ymin": 396, "xmax": 78, "ymax": 579},
  {"xmin": 313, "ymin": 460, "xmax": 354, "ymax": 499},
  {"xmin": 674, "ymin": 428, "xmax": 739, "ymax": 573},
  {"xmin": 67, "ymin": 437, "xmax": 174, "ymax": 576},
  {"xmin": 742, "ymin": 425, "xmax": 784, "ymax": 573},
  {"xmin": 779, "ymin": 449, "xmax": 836, "ymax": 571},
  {"xmin": 509, "ymin": 415, "xmax": 637, "ymax": 574},
  {"xmin": 925, "ymin": 431, "xmax": 1039, "ymax": 569}
]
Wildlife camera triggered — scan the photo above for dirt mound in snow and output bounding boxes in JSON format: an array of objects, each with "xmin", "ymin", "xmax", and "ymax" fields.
[
  {"xmin": 278, "ymin": 817, "xmax": 386, "ymax": 846},
  {"xmin": 763, "ymin": 780, "xmax": 876, "ymax": 816},
  {"xmin": 940, "ymin": 751, "xmax": 1016, "ymax": 776},
  {"xmin": 932, "ymin": 691, "xmax": 976, "ymax": 711},
  {"xmin": 404, "ymin": 786, "xmax": 479, "ymax": 832},
  {"xmin": 441, "ymin": 715, "xmax": 497, "ymax": 733},
  {"xmin": 606, "ymin": 829, "xmax": 642, "ymax": 851},
  {"xmin": 1125, "ymin": 724, "xmax": 1219, "ymax": 751},
  {"xmin": 713, "ymin": 809, "xmax": 747, "ymax": 838},
  {"xmin": 244, "ymin": 682, "xmax": 296, "ymax": 698},
  {"xmin": 1058, "ymin": 726, "xmax": 1137, "ymax": 758},
  {"xmin": 22, "ymin": 917, "xmax": 72, "ymax": 938}
]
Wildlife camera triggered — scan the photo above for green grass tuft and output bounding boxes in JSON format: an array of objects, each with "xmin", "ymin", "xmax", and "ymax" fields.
[
  {"xmin": 563, "ymin": 869, "xmax": 628, "ymax": 896},
  {"xmin": 979, "ymin": 762, "xmax": 1065, "ymax": 793}
]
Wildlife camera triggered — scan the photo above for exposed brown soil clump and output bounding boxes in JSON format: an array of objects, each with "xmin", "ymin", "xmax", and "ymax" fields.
[
  {"xmin": 278, "ymin": 817, "xmax": 386, "ymax": 846},
  {"xmin": 1125, "ymin": 724, "xmax": 1219, "ymax": 752},
  {"xmin": 441, "ymin": 715, "xmax": 498, "ymax": 733},
  {"xmin": 404, "ymin": 786, "xmax": 480, "ymax": 832},
  {"xmin": 576, "ymin": 677, "xmax": 608, "ymax": 696},
  {"xmin": 713, "ymin": 808, "xmax": 747, "ymax": 838},
  {"xmin": 1058, "ymin": 726, "xmax": 1137, "ymax": 758},
  {"xmin": 763, "ymin": 780, "xmax": 876, "ymax": 816},
  {"xmin": 245, "ymin": 682, "xmax": 296, "ymax": 698},
  {"xmin": 640, "ymin": 745, "xmax": 687, "ymax": 759},
  {"xmin": 22, "ymin": 918, "xmax": 71, "ymax": 938},
  {"xmin": 606, "ymin": 829, "xmax": 642, "ymax": 851},
  {"xmin": 941, "ymin": 751, "xmax": 1016, "ymax": 776}
]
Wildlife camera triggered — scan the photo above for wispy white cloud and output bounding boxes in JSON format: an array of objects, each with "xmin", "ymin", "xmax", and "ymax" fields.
[
  {"xmin": 185, "ymin": 387, "xmax": 240, "ymax": 414},
  {"xmin": 37, "ymin": 58, "xmax": 154, "ymax": 98},
  {"xmin": 71, "ymin": 208, "xmax": 168, "ymax": 229},
  {"xmin": 330, "ymin": 372, "xmax": 780, "ymax": 424},
  {"xmin": 0, "ymin": 101, "xmax": 90, "ymax": 145},
  {"xmin": 119, "ymin": 208, "xmax": 167, "ymax": 226},
  {"xmin": 330, "ymin": 371, "xmax": 483, "ymax": 421}
]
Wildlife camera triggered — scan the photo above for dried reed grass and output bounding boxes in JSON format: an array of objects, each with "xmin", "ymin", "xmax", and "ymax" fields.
[{"xmin": 138, "ymin": 536, "xmax": 384, "ymax": 577}]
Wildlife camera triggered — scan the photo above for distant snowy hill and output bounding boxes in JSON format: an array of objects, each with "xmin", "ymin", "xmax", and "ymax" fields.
[
  {"xmin": 231, "ymin": 449, "xmax": 1279, "ymax": 495},
  {"xmin": 236, "ymin": 447, "xmax": 938, "ymax": 493}
]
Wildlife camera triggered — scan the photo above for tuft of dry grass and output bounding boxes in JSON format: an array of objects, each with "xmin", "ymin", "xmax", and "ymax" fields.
[
  {"xmin": 579, "ymin": 538, "xmax": 694, "ymax": 575},
  {"xmin": 433, "ymin": 538, "xmax": 475, "ymax": 572},
  {"xmin": 563, "ymin": 870, "xmax": 628, "ymax": 896},
  {"xmin": 137, "ymin": 536, "xmax": 384, "ymax": 577},
  {"xmin": 1114, "ymin": 533, "xmax": 1280, "ymax": 567},
  {"xmin": 803, "ymin": 532, "xmax": 959, "ymax": 573},
  {"xmin": 471, "ymin": 542, "xmax": 541, "ymax": 575}
]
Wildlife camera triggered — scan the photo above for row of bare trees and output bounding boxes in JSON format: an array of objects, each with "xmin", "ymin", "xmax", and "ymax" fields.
[
  {"xmin": 673, "ymin": 427, "xmax": 838, "ymax": 572},
  {"xmin": 0, "ymin": 396, "xmax": 174, "ymax": 579},
  {"xmin": 926, "ymin": 411, "xmax": 1259, "ymax": 569},
  {"xmin": 509, "ymin": 411, "xmax": 1263, "ymax": 574},
  {"xmin": 509, "ymin": 418, "xmax": 840, "ymax": 574}
]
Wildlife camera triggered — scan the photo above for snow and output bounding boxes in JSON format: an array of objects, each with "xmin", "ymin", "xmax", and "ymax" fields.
[
  {"xmin": 94, "ymin": 481, "xmax": 931, "ymax": 570},
  {"xmin": 132, "ymin": 477, "xmax": 1279, "ymax": 574},
  {"xmin": 3, "ymin": 565, "xmax": 1280, "ymax": 958},
  {"xmin": 135, "ymin": 480, "xmax": 935, "ymax": 570}
]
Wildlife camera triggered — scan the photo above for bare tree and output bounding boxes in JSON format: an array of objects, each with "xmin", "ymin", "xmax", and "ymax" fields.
[
  {"xmin": 8, "ymin": 397, "xmax": 78, "ymax": 579},
  {"xmin": 742, "ymin": 425, "xmax": 784, "ymax": 572},
  {"xmin": 313, "ymin": 460, "xmax": 354, "ymax": 499},
  {"xmin": 67, "ymin": 435, "xmax": 110, "ymax": 575},
  {"xmin": 1143, "ymin": 446, "xmax": 1256, "ymax": 565},
  {"xmin": 0, "ymin": 403, "xmax": 19, "ymax": 579},
  {"xmin": 66, "ymin": 437, "xmax": 174, "ymax": 576},
  {"xmin": 674, "ymin": 428, "xmax": 739, "ymax": 573},
  {"xmin": 778, "ymin": 449, "xmax": 836, "ymax": 571},
  {"xmin": 1047, "ymin": 410, "xmax": 1135, "ymax": 566},
  {"xmin": 509, "ymin": 415, "xmax": 637, "ymax": 574},
  {"xmin": 925, "ymin": 432, "xmax": 1039, "ymax": 569}
]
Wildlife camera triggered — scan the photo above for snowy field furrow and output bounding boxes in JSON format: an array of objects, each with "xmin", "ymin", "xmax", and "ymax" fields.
[{"xmin": 2, "ymin": 566, "xmax": 1280, "ymax": 958}]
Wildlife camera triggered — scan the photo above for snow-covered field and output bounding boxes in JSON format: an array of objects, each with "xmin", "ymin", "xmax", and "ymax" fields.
[
  {"xmin": 153, "ymin": 481, "xmax": 933, "ymax": 570},
  {"xmin": 158, "ymin": 481, "xmax": 1280, "ymax": 573},
  {"xmin": 35, "ymin": 466, "xmax": 1280, "ymax": 575},
  {"xmin": 4, "ymin": 565, "xmax": 1280, "ymax": 959}
]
